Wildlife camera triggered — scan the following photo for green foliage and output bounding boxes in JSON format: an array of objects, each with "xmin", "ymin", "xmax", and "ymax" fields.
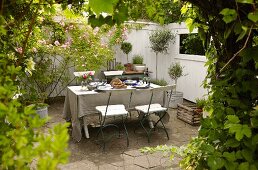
[
  {"xmin": 65, "ymin": 23, "xmax": 114, "ymax": 71},
  {"xmin": 168, "ymin": 62, "xmax": 184, "ymax": 80},
  {"xmin": 150, "ymin": 79, "xmax": 168, "ymax": 86},
  {"xmin": 176, "ymin": 0, "xmax": 258, "ymax": 169},
  {"xmin": 220, "ymin": 8, "xmax": 238, "ymax": 24},
  {"xmin": 195, "ymin": 98, "xmax": 206, "ymax": 109},
  {"xmin": 20, "ymin": 52, "xmax": 72, "ymax": 104},
  {"xmin": 180, "ymin": 33, "xmax": 205, "ymax": 55},
  {"xmin": 132, "ymin": 55, "xmax": 144, "ymax": 64},
  {"xmin": 120, "ymin": 42, "xmax": 133, "ymax": 54},
  {"xmin": 0, "ymin": 2, "xmax": 77, "ymax": 169},
  {"xmin": 121, "ymin": 41, "xmax": 132, "ymax": 63},
  {"xmin": 168, "ymin": 62, "xmax": 184, "ymax": 91},
  {"xmin": 108, "ymin": 25, "xmax": 128, "ymax": 46},
  {"xmin": 150, "ymin": 29, "xmax": 175, "ymax": 80},
  {"xmin": 149, "ymin": 29, "xmax": 175, "ymax": 54},
  {"xmin": 115, "ymin": 63, "xmax": 125, "ymax": 70}
]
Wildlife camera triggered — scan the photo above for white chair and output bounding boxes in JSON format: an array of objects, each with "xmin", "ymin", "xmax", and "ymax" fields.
[
  {"xmin": 95, "ymin": 88, "xmax": 135, "ymax": 150},
  {"xmin": 134, "ymin": 85, "xmax": 175, "ymax": 143}
]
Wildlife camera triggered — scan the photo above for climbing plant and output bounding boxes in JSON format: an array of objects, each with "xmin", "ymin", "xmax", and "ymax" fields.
[
  {"xmin": 142, "ymin": 0, "xmax": 258, "ymax": 169},
  {"xmin": 0, "ymin": 1, "xmax": 73, "ymax": 169},
  {"xmin": 179, "ymin": 0, "xmax": 258, "ymax": 169}
]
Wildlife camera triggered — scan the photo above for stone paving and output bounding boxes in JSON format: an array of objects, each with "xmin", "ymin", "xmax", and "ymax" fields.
[{"xmin": 46, "ymin": 99, "xmax": 199, "ymax": 169}]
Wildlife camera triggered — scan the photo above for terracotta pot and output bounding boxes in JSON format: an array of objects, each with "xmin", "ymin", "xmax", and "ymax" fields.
[
  {"xmin": 194, "ymin": 108, "xmax": 203, "ymax": 113},
  {"xmin": 124, "ymin": 63, "xmax": 133, "ymax": 71}
]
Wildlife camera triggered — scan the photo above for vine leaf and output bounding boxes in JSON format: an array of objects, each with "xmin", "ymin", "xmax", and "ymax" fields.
[
  {"xmin": 207, "ymin": 156, "xmax": 225, "ymax": 169},
  {"xmin": 225, "ymin": 123, "xmax": 252, "ymax": 141},
  {"xmin": 248, "ymin": 12, "xmax": 258, "ymax": 23},
  {"xmin": 88, "ymin": 15, "xmax": 114, "ymax": 27},
  {"xmin": 241, "ymin": 149, "xmax": 253, "ymax": 162},
  {"xmin": 239, "ymin": 45, "xmax": 258, "ymax": 63},
  {"xmin": 224, "ymin": 25, "xmax": 233, "ymax": 39},
  {"xmin": 223, "ymin": 152, "xmax": 236, "ymax": 161},
  {"xmin": 89, "ymin": 0, "xmax": 119, "ymax": 15},
  {"xmin": 236, "ymin": 26, "xmax": 248, "ymax": 42},
  {"xmin": 185, "ymin": 18, "xmax": 194, "ymax": 32},
  {"xmin": 220, "ymin": 8, "xmax": 237, "ymax": 24},
  {"xmin": 226, "ymin": 115, "xmax": 240, "ymax": 123},
  {"xmin": 237, "ymin": 0, "xmax": 254, "ymax": 4},
  {"xmin": 239, "ymin": 162, "xmax": 249, "ymax": 170}
]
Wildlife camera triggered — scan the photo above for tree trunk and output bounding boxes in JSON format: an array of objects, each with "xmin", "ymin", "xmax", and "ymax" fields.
[
  {"xmin": 156, "ymin": 52, "xmax": 158, "ymax": 80},
  {"xmin": 175, "ymin": 78, "xmax": 177, "ymax": 93}
]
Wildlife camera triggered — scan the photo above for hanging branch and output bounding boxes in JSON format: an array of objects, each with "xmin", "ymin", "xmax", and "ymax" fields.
[
  {"xmin": 16, "ymin": 1, "xmax": 40, "ymax": 67},
  {"xmin": 218, "ymin": 25, "xmax": 253, "ymax": 75}
]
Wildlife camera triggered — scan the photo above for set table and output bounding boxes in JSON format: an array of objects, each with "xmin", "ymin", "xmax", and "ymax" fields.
[{"xmin": 63, "ymin": 84, "xmax": 168, "ymax": 142}]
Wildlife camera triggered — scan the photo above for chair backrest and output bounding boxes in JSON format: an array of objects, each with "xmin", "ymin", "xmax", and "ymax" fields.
[
  {"xmin": 104, "ymin": 88, "xmax": 136, "ymax": 116},
  {"xmin": 103, "ymin": 71, "xmax": 123, "ymax": 77},
  {"xmin": 146, "ymin": 85, "xmax": 176, "ymax": 113},
  {"xmin": 73, "ymin": 71, "xmax": 95, "ymax": 77}
]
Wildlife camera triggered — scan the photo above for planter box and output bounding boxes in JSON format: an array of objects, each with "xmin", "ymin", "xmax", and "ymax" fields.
[
  {"xmin": 169, "ymin": 91, "xmax": 183, "ymax": 108},
  {"xmin": 177, "ymin": 103, "xmax": 202, "ymax": 125},
  {"xmin": 133, "ymin": 64, "xmax": 146, "ymax": 72}
]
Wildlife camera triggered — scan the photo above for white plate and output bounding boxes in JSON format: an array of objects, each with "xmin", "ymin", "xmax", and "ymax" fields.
[
  {"xmin": 124, "ymin": 80, "xmax": 137, "ymax": 85},
  {"xmin": 96, "ymin": 86, "xmax": 112, "ymax": 91}
]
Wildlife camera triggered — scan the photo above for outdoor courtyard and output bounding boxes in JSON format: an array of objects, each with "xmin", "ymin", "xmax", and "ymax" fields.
[{"xmin": 45, "ymin": 99, "xmax": 199, "ymax": 169}]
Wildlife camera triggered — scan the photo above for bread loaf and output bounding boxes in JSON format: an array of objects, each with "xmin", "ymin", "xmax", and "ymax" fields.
[{"xmin": 110, "ymin": 78, "xmax": 127, "ymax": 89}]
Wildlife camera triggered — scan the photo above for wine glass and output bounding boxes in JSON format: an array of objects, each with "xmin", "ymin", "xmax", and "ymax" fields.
[{"xmin": 102, "ymin": 79, "xmax": 107, "ymax": 85}]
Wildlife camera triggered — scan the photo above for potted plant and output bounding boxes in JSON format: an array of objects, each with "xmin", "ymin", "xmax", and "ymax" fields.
[
  {"xmin": 120, "ymin": 41, "xmax": 133, "ymax": 71},
  {"xmin": 195, "ymin": 98, "xmax": 206, "ymax": 113},
  {"xmin": 132, "ymin": 54, "xmax": 146, "ymax": 72},
  {"xmin": 168, "ymin": 62, "xmax": 185, "ymax": 108},
  {"xmin": 20, "ymin": 88, "xmax": 49, "ymax": 119},
  {"xmin": 19, "ymin": 50, "xmax": 72, "ymax": 118},
  {"xmin": 115, "ymin": 62, "xmax": 125, "ymax": 71},
  {"xmin": 149, "ymin": 29, "xmax": 175, "ymax": 80}
]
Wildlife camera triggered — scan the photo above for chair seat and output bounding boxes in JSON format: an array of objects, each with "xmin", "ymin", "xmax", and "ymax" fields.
[
  {"xmin": 135, "ymin": 103, "xmax": 167, "ymax": 114},
  {"xmin": 96, "ymin": 105, "xmax": 128, "ymax": 116}
]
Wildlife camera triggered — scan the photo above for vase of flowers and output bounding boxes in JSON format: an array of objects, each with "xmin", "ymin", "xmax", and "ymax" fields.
[{"xmin": 81, "ymin": 72, "xmax": 94, "ymax": 90}]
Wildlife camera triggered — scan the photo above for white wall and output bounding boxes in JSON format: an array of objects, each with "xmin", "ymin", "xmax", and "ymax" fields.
[{"xmin": 115, "ymin": 22, "xmax": 208, "ymax": 102}]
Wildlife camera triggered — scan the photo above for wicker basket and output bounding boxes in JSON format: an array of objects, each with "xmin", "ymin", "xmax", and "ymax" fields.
[{"xmin": 177, "ymin": 103, "xmax": 202, "ymax": 125}]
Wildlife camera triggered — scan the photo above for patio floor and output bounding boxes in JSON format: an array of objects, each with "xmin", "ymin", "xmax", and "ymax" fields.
[{"xmin": 46, "ymin": 99, "xmax": 199, "ymax": 169}]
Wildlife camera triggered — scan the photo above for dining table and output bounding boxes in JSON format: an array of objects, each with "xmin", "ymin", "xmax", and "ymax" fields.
[{"xmin": 63, "ymin": 83, "xmax": 170, "ymax": 142}]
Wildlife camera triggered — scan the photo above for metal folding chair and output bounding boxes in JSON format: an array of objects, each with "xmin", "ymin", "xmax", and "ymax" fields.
[
  {"xmin": 134, "ymin": 85, "xmax": 175, "ymax": 143},
  {"xmin": 95, "ymin": 88, "xmax": 135, "ymax": 150}
]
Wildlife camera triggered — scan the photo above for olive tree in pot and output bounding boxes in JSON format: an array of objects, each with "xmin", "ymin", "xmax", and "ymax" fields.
[
  {"xmin": 168, "ymin": 62, "xmax": 185, "ymax": 108},
  {"xmin": 149, "ymin": 29, "xmax": 175, "ymax": 80},
  {"xmin": 120, "ymin": 41, "xmax": 133, "ymax": 71}
]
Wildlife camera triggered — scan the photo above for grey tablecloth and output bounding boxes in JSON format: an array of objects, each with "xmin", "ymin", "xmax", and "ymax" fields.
[{"xmin": 63, "ymin": 84, "xmax": 169, "ymax": 141}]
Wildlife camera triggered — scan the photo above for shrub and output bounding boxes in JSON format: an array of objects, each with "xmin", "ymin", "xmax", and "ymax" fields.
[
  {"xmin": 195, "ymin": 98, "xmax": 206, "ymax": 109},
  {"xmin": 115, "ymin": 63, "xmax": 125, "ymax": 70},
  {"xmin": 132, "ymin": 55, "xmax": 144, "ymax": 64},
  {"xmin": 150, "ymin": 79, "xmax": 168, "ymax": 86}
]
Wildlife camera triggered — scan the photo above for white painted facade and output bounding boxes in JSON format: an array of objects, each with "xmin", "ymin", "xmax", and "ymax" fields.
[{"xmin": 115, "ymin": 22, "xmax": 208, "ymax": 102}]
